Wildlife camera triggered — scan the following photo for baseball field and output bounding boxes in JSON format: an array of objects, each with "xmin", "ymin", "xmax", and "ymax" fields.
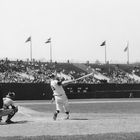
[{"xmin": 1, "ymin": 98, "xmax": 140, "ymax": 140}]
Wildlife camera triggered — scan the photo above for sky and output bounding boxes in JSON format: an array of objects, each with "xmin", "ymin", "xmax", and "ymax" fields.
[{"xmin": 0, "ymin": 0, "xmax": 140, "ymax": 63}]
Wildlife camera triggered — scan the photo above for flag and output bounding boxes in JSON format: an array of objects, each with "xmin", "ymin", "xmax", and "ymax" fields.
[
  {"xmin": 25, "ymin": 36, "xmax": 31, "ymax": 43},
  {"xmin": 45, "ymin": 38, "xmax": 51, "ymax": 43},
  {"xmin": 124, "ymin": 42, "xmax": 129, "ymax": 52},
  {"xmin": 100, "ymin": 41, "xmax": 106, "ymax": 46},
  {"xmin": 124, "ymin": 46, "xmax": 128, "ymax": 52}
]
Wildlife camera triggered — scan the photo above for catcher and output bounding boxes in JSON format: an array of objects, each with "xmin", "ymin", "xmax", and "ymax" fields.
[{"xmin": 2, "ymin": 92, "xmax": 18, "ymax": 124}]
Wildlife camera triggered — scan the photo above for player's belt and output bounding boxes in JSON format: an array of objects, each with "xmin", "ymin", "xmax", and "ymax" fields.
[{"xmin": 54, "ymin": 94, "xmax": 63, "ymax": 96}]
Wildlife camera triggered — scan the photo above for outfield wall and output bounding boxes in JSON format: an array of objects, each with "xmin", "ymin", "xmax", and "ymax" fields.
[{"xmin": 0, "ymin": 83, "xmax": 140, "ymax": 100}]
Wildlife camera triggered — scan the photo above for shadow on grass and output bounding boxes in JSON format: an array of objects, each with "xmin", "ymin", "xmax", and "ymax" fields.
[
  {"xmin": 12, "ymin": 120, "xmax": 29, "ymax": 124},
  {"xmin": 70, "ymin": 118, "xmax": 89, "ymax": 120},
  {"xmin": 0, "ymin": 120, "xmax": 30, "ymax": 125}
]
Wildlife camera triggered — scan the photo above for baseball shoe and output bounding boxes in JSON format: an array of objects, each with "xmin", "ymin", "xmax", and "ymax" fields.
[
  {"xmin": 64, "ymin": 114, "xmax": 70, "ymax": 120},
  {"xmin": 5, "ymin": 120, "xmax": 15, "ymax": 124},
  {"xmin": 53, "ymin": 113, "xmax": 57, "ymax": 120}
]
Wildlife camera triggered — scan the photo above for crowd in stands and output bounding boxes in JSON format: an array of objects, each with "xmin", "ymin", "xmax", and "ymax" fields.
[{"xmin": 0, "ymin": 58, "xmax": 140, "ymax": 84}]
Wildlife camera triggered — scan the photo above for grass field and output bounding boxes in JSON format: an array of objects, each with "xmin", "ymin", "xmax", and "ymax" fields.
[
  {"xmin": 1, "ymin": 98, "xmax": 140, "ymax": 140},
  {"xmin": 2, "ymin": 133, "xmax": 140, "ymax": 140}
]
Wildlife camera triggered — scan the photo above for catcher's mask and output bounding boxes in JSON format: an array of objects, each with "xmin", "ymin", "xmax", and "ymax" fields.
[{"xmin": 6, "ymin": 92, "xmax": 15, "ymax": 99}]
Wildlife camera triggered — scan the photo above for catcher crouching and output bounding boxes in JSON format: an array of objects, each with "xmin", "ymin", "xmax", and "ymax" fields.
[{"xmin": 1, "ymin": 92, "xmax": 18, "ymax": 124}]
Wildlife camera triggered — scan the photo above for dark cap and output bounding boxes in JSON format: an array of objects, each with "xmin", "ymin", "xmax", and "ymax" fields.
[
  {"xmin": 6, "ymin": 92, "xmax": 15, "ymax": 98},
  {"xmin": 48, "ymin": 74, "xmax": 55, "ymax": 78}
]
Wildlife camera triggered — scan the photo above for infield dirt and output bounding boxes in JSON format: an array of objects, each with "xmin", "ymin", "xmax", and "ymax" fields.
[{"xmin": 1, "ymin": 99, "xmax": 140, "ymax": 139}]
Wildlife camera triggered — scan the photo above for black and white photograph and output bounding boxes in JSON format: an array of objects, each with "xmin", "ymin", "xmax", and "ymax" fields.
[{"xmin": 0, "ymin": 0, "xmax": 140, "ymax": 139}]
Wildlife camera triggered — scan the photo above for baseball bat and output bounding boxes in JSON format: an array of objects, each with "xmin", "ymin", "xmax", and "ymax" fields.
[
  {"xmin": 62, "ymin": 71, "xmax": 94, "ymax": 85},
  {"xmin": 74, "ymin": 72, "xmax": 94, "ymax": 81}
]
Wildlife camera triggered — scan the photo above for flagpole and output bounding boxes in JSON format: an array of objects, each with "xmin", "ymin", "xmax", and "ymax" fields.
[
  {"xmin": 100, "ymin": 41, "xmax": 107, "ymax": 64},
  {"xmin": 50, "ymin": 41, "xmax": 52, "ymax": 63},
  {"xmin": 127, "ymin": 42, "xmax": 129, "ymax": 64},
  {"xmin": 45, "ymin": 38, "xmax": 52, "ymax": 63},
  {"xmin": 30, "ymin": 38, "xmax": 32, "ymax": 62},
  {"xmin": 105, "ymin": 43, "xmax": 107, "ymax": 64}
]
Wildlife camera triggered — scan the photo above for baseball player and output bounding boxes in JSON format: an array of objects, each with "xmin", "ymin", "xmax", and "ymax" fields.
[
  {"xmin": 0, "ymin": 92, "xmax": 16, "ymax": 124},
  {"xmin": 49, "ymin": 72, "xmax": 95, "ymax": 120},
  {"xmin": 2, "ymin": 92, "xmax": 18, "ymax": 124},
  {"xmin": 49, "ymin": 74, "xmax": 73, "ymax": 120}
]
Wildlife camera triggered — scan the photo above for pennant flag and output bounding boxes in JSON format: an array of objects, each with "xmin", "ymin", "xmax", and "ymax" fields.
[
  {"xmin": 45, "ymin": 38, "xmax": 51, "ymax": 43},
  {"xmin": 124, "ymin": 46, "xmax": 128, "ymax": 52},
  {"xmin": 25, "ymin": 36, "xmax": 31, "ymax": 43},
  {"xmin": 100, "ymin": 41, "xmax": 106, "ymax": 46},
  {"xmin": 124, "ymin": 42, "xmax": 129, "ymax": 52}
]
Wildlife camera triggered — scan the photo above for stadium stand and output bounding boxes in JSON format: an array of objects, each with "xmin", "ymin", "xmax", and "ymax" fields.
[{"xmin": 0, "ymin": 58, "xmax": 140, "ymax": 84}]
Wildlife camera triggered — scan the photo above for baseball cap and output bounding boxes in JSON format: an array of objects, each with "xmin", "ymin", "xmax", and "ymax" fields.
[{"xmin": 48, "ymin": 73, "xmax": 55, "ymax": 78}]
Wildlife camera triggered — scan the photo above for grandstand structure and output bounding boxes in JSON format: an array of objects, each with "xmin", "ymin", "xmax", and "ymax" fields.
[
  {"xmin": 0, "ymin": 58, "xmax": 140, "ymax": 99},
  {"xmin": 0, "ymin": 58, "xmax": 139, "ymax": 84}
]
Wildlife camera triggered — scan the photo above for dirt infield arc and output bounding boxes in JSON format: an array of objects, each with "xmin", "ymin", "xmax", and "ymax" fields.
[{"xmin": 1, "ymin": 99, "xmax": 140, "ymax": 138}]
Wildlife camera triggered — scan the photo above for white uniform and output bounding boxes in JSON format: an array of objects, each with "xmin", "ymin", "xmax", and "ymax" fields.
[
  {"xmin": 0, "ymin": 93, "xmax": 18, "ymax": 123},
  {"xmin": 3, "ymin": 97, "xmax": 15, "ymax": 109},
  {"xmin": 50, "ymin": 79, "xmax": 69, "ymax": 112},
  {"xmin": 0, "ymin": 98, "xmax": 14, "ymax": 118}
]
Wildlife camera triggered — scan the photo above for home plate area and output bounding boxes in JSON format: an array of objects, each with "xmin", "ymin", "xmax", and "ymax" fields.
[{"xmin": 1, "ymin": 99, "xmax": 140, "ymax": 139}]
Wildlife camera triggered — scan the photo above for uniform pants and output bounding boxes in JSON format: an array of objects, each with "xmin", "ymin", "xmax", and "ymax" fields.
[{"xmin": 54, "ymin": 95, "xmax": 70, "ymax": 112}]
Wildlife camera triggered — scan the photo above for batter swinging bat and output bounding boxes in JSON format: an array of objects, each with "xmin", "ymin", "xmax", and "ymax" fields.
[{"xmin": 62, "ymin": 71, "xmax": 95, "ymax": 85}]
